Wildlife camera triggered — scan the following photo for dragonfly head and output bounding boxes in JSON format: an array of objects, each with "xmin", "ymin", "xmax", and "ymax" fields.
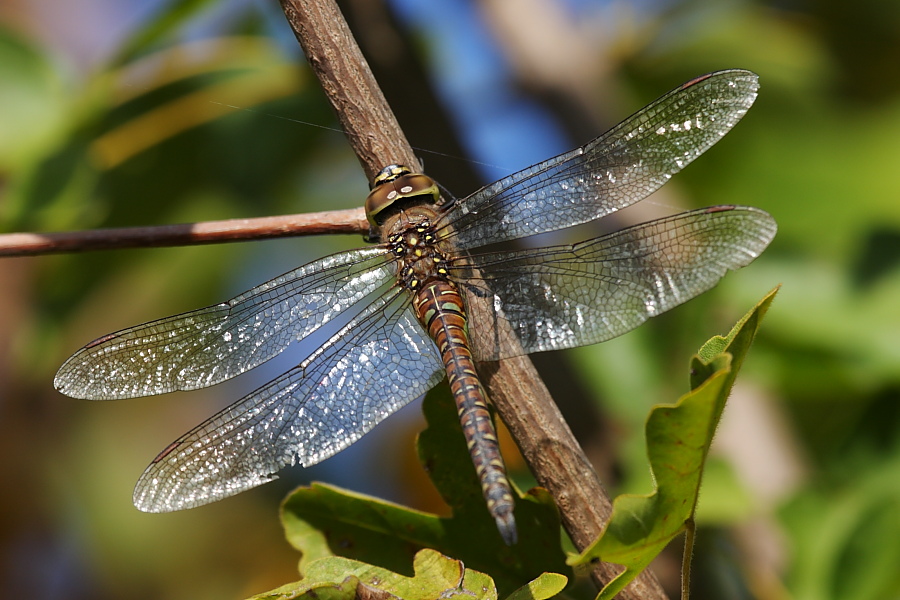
[{"xmin": 364, "ymin": 165, "xmax": 441, "ymax": 241}]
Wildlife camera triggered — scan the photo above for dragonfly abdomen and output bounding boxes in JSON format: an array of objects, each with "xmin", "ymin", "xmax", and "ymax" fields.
[{"xmin": 412, "ymin": 280, "xmax": 517, "ymax": 545}]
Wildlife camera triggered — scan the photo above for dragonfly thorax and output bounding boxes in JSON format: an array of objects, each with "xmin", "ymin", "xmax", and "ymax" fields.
[
  {"xmin": 388, "ymin": 221, "xmax": 452, "ymax": 291},
  {"xmin": 364, "ymin": 164, "xmax": 441, "ymax": 241}
]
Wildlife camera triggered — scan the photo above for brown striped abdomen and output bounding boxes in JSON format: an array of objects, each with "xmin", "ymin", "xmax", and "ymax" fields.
[{"xmin": 412, "ymin": 279, "xmax": 517, "ymax": 545}]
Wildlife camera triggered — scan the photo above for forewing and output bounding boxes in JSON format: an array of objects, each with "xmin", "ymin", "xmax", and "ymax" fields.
[
  {"xmin": 456, "ymin": 206, "xmax": 776, "ymax": 361},
  {"xmin": 133, "ymin": 289, "xmax": 445, "ymax": 512},
  {"xmin": 438, "ymin": 70, "xmax": 759, "ymax": 249},
  {"xmin": 55, "ymin": 247, "xmax": 394, "ymax": 400}
]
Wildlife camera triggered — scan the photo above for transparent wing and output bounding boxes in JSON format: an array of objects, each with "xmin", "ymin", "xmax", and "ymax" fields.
[
  {"xmin": 55, "ymin": 247, "xmax": 394, "ymax": 400},
  {"xmin": 133, "ymin": 289, "xmax": 445, "ymax": 512},
  {"xmin": 453, "ymin": 206, "xmax": 776, "ymax": 361},
  {"xmin": 437, "ymin": 70, "xmax": 759, "ymax": 249}
]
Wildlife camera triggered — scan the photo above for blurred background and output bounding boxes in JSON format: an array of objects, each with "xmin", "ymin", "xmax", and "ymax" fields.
[{"xmin": 1, "ymin": 0, "xmax": 899, "ymax": 598}]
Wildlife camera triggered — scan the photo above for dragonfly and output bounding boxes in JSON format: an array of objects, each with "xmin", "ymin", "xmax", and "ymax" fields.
[{"xmin": 55, "ymin": 69, "xmax": 776, "ymax": 545}]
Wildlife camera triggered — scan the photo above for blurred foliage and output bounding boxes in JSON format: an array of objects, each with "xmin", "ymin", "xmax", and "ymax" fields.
[{"xmin": 1, "ymin": 0, "xmax": 900, "ymax": 599}]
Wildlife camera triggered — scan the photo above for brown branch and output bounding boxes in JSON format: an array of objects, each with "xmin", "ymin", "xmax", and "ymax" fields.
[
  {"xmin": 279, "ymin": 0, "xmax": 420, "ymax": 181},
  {"xmin": 278, "ymin": 0, "xmax": 666, "ymax": 597},
  {"xmin": 0, "ymin": 209, "xmax": 368, "ymax": 257}
]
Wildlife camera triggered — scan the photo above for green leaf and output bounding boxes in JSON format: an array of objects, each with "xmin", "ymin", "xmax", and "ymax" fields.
[
  {"xmin": 248, "ymin": 548, "xmax": 498, "ymax": 600},
  {"xmin": 505, "ymin": 572, "xmax": 569, "ymax": 600},
  {"xmin": 693, "ymin": 284, "xmax": 780, "ymax": 389},
  {"xmin": 417, "ymin": 385, "xmax": 572, "ymax": 592},
  {"xmin": 281, "ymin": 482, "xmax": 441, "ymax": 575},
  {"xmin": 569, "ymin": 287, "xmax": 778, "ymax": 599},
  {"xmin": 280, "ymin": 383, "xmax": 571, "ymax": 598}
]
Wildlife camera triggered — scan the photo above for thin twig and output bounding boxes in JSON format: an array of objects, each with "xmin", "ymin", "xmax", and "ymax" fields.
[
  {"xmin": 0, "ymin": 209, "xmax": 367, "ymax": 257},
  {"xmin": 278, "ymin": 0, "xmax": 666, "ymax": 597}
]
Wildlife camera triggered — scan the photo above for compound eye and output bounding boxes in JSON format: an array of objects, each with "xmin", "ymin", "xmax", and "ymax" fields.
[{"xmin": 364, "ymin": 170, "xmax": 440, "ymax": 228}]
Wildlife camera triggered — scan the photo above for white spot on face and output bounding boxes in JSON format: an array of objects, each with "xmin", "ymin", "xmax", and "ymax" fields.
[
  {"xmin": 387, "ymin": 190, "xmax": 398, "ymax": 200},
  {"xmin": 400, "ymin": 185, "xmax": 413, "ymax": 193}
]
